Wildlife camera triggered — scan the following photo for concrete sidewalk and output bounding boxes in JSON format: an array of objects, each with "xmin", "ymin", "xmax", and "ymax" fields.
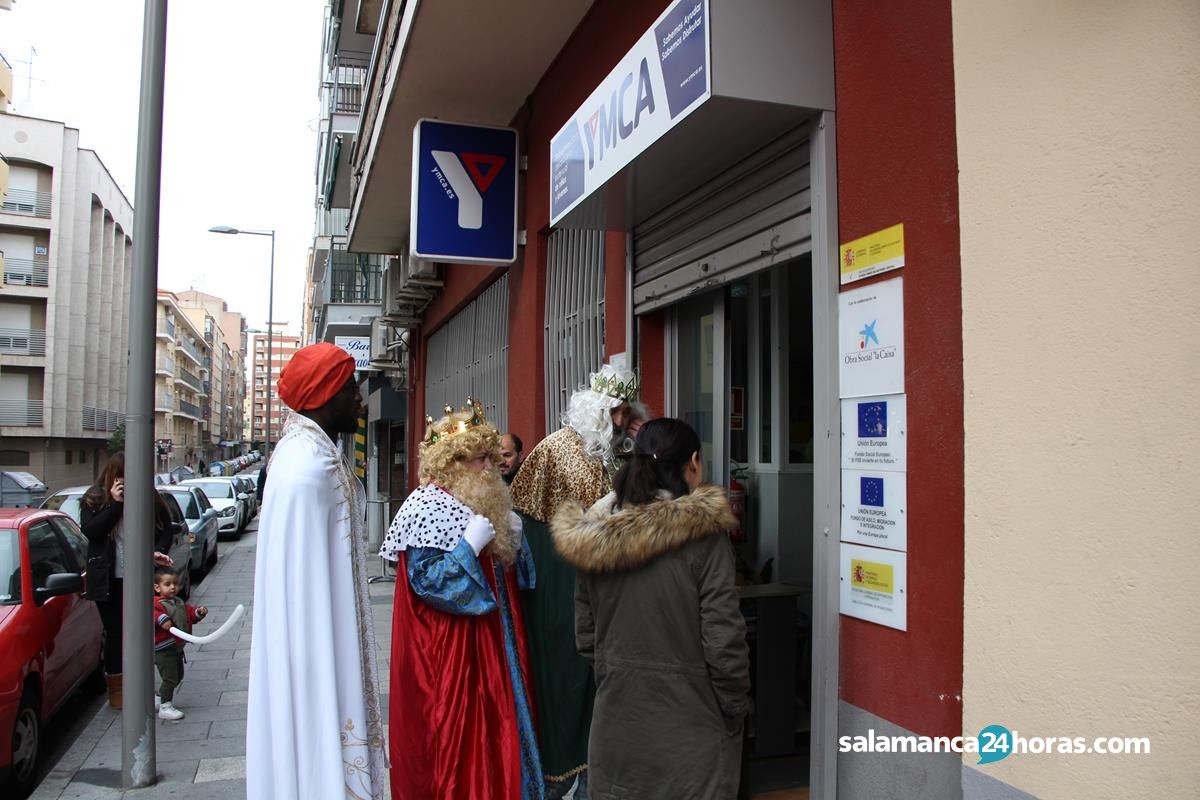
[{"xmin": 30, "ymin": 519, "xmax": 397, "ymax": 800}]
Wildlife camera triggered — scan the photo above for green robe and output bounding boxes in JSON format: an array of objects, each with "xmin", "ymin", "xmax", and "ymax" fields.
[
  {"xmin": 520, "ymin": 513, "xmax": 595, "ymax": 782},
  {"xmin": 511, "ymin": 427, "xmax": 610, "ymax": 784}
]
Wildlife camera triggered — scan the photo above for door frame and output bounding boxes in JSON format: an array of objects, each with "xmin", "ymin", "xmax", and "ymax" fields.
[
  {"xmin": 808, "ymin": 109, "xmax": 840, "ymax": 800},
  {"xmin": 661, "ymin": 112, "xmax": 841, "ymax": 797}
]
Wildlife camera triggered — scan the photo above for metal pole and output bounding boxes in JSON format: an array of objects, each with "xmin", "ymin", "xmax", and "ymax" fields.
[
  {"xmin": 265, "ymin": 231, "xmax": 275, "ymax": 460},
  {"xmin": 123, "ymin": 0, "xmax": 167, "ymax": 788}
]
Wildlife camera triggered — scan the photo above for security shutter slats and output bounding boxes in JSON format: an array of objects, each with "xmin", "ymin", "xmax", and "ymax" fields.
[
  {"xmin": 632, "ymin": 125, "xmax": 812, "ymax": 314},
  {"xmin": 544, "ymin": 229, "xmax": 605, "ymax": 435},
  {"xmin": 424, "ymin": 274, "xmax": 509, "ymax": 431}
]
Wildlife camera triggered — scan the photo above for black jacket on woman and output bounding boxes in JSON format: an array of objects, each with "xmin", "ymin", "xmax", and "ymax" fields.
[{"xmin": 80, "ymin": 498, "xmax": 173, "ymax": 602}]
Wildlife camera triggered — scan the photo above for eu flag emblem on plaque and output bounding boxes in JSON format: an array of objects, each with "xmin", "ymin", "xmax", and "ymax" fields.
[
  {"xmin": 858, "ymin": 401, "xmax": 888, "ymax": 438},
  {"xmin": 860, "ymin": 477, "xmax": 884, "ymax": 507}
]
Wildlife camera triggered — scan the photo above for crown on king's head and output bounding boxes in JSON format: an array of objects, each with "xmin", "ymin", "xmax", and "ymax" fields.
[
  {"xmin": 422, "ymin": 397, "xmax": 492, "ymax": 446},
  {"xmin": 590, "ymin": 366, "xmax": 639, "ymax": 402}
]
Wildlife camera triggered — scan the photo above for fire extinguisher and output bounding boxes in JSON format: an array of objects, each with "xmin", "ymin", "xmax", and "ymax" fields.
[{"xmin": 727, "ymin": 463, "xmax": 748, "ymax": 543}]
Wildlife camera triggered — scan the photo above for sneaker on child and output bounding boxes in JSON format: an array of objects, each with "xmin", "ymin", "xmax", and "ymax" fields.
[{"xmin": 158, "ymin": 702, "xmax": 184, "ymax": 721}]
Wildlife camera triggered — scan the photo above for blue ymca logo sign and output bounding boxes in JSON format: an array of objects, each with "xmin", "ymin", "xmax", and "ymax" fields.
[{"xmin": 411, "ymin": 119, "xmax": 518, "ymax": 265}]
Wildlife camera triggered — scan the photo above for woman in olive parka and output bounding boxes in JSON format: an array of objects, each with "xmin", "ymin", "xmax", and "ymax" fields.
[{"xmin": 551, "ymin": 418, "xmax": 750, "ymax": 800}]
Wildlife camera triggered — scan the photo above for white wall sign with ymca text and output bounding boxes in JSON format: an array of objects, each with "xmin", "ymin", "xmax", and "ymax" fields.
[
  {"xmin": 840, "ymin": 542, "xmax": 907, "ymax": 631},
  {"xmin": 838, "ymin": 277, "xmax": 905, "ymax": 398},
  {"xmin": 549, "ymin": 0, "xmax": 711, "ymax": 224},
  {"xmin": 840, "ymin": 394, "xmax": 906, "ymax": 472},
  {"xmin": 840, "ymin": 469, "xmax": 907, "ymax": 552}
]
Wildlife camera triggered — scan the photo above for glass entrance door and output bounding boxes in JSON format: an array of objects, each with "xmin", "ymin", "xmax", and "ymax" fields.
[
  {"xmin": 669, "ymin": 254, "xmax": 815, "ymax": 795},
  {"xmin": 673, "ymin": 291, "xmax": 724, "ymax": 485}
]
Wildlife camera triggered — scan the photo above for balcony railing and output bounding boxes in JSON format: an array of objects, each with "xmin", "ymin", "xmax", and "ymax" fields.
[
  {"xmin": 156, "ymin": 392, "xmax": 175, "ymax": 411},
  {"xmin": 329, "ymin": 253, "xmax": 383, "ymax": 303},
  {"xmin": 316, "ymin": 207, "xmax": 351, "ymax": 239},
  {"xmin": 157, "ymin": 317, "xmax": 176, "ymax": 339},
  {"xmin": 176, "ymin": 398, "xmax": 202, "ymax": 419},
  {"xmin": 178, "ymin": 336, "xmax": 202, "ymax": 365},
  {"xmin": 156, "ymin": 356, "xmax": 176, "ymax": 375},
  {"xmin": 327, "ymin": 58, "xmax": 369, "ymax": 115},
  {"xmin": 2, "ymin": 257, "xmax": 50, "ymax": 287},
  {"xmin": 176, "ymin": 365, "xmax": 203, "ymax": 392},
  {"xmin": 0, "ymin": 400, "xmax": 44, "ymax": 426},
  {"xmin": 1, "ymin": 188, "xmax": 52, "ymax": 218},
  {"xmin": 0, "ymin": 327, "xmax": 46, "ymax": 356},
  {"xmin": 83, "ymin": 406, "xmax": 123, "ymax": 432}
]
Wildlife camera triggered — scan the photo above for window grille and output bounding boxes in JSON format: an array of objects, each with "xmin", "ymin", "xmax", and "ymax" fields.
[
  {"xmin": 544, "ymin": 229, "xmax": 606, "ymax": 435},
  {"xmin": 424, "ymin": 274, "xmax": 509, "ymax": 430}
]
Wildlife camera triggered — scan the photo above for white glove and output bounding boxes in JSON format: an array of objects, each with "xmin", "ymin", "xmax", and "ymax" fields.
[
  {"xmin": 509, "ymin": 511, "xmax": 523, "ymax": 538},
  {"xmin": 463, "ymin": 515, "xmax": 496, "ymax": 556}
]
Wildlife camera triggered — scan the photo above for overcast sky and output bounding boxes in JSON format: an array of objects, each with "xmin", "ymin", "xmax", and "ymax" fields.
[{"xmin": 1, "ymin": 0, "xmax": 325, "ymax": 339}]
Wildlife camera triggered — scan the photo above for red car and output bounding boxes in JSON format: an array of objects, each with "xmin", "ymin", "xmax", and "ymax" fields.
[{"xmin": 0, "ymin": 508, "xmax": 103, "ymax": 794}]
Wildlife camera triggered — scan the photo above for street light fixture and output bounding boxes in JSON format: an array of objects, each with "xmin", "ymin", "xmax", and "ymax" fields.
[{"xmin": 209, "ymin": 225, "xmax": 276, "ymax": 460}]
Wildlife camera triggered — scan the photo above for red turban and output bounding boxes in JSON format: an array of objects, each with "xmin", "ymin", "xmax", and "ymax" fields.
[{"xmin": 277, "ymin": 343, "xmax": 356, "ymax": 411}]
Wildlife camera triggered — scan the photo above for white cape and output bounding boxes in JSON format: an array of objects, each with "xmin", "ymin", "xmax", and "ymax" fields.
[{"xmin": 246, "ymin": 413, "xmax": 386, "ymax": 799}]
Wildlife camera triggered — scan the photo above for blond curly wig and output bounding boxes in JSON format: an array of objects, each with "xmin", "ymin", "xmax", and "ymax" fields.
[{"xmin": 418, "ymin": 410, "xmax": 502, "ymax": 484}]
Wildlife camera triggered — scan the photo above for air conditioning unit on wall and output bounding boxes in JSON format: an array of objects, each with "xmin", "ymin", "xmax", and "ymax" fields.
[
  {"xmin": 384, "ymin": 251, "xmax": 441, "ymax": 320},
  {"xmin": 369, "ymin": 317, "xmax": 409, "ymax": 366}
]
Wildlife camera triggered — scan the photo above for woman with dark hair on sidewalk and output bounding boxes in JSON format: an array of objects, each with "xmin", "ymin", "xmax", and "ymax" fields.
[
  {"xmin": 550, "ymin": 418, "xmax": 751, "ymax": 799},
  {"xmin": 80, "ymin": 453, "xmax": 175, "ymax": 709}
]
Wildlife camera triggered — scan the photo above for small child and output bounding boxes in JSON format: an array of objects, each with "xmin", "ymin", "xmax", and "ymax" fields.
[{"xmin": 152, "ymin": 567, "xmax": 207, "ymax": 721}]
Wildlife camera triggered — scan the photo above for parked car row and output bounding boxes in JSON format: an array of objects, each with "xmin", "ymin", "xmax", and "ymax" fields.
[{"xmin": 207, "ymin": 451, "xmax": 261, "ymax": 477}]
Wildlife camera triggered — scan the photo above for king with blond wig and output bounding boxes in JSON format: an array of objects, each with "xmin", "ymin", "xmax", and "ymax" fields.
[{"xmin": 380, "ymin": 399, "xmax": 543, "ymax": 799}]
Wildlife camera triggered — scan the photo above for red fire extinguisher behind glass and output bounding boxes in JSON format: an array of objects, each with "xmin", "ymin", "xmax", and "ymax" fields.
[{"xmin": 727, "ymin": 463, "xmax": 748, "ymax": 543}]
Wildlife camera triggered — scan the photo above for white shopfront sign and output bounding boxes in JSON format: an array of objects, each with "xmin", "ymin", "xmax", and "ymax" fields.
[
  {"xmin": 335, "ymin": 336, "xmax": 372, "ymax": 370},
  {"xmin": 838, "ymin": 277, "xmax": 905, "ymax": 398},
  {"xmin": 840, "ymin": 394, "xmax": 907, "ymax": 472},
  {"xmin": 840, "ymin": 543, "xmax": 907, "ymax": 631},
  {"xmin": 549, "ymin": 0, "xmax": 711, "ymax": 224},
  {"xmin": 840, "ymin": 469, "xmax": 907, "ymax": 552}
]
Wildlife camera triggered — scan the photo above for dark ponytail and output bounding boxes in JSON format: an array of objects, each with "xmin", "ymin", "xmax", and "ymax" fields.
[{"xmin": 613, "ymin": 418, "xmax": 701, "ymax": 508}]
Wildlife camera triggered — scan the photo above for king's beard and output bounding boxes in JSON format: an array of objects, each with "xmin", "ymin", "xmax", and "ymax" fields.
[{"xmin": 441, "ymin": 465, "xmax": 518, "ymax": 567}]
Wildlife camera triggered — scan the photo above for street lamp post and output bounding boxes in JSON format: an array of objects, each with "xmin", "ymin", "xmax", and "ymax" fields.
[{"xmin": 209, "ymin": 225, "xmax": 275, "ymax": 460}]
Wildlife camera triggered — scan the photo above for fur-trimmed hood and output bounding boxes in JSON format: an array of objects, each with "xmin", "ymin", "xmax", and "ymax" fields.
[{"xmin": 551, "ymin": 485, "xmax": 735, "ymax": 573}]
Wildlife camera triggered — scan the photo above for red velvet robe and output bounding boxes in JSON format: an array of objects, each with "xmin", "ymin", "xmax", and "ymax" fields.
[{"xmin": 389, "ymin": 550, "xmax": 538, "ymax": 799}]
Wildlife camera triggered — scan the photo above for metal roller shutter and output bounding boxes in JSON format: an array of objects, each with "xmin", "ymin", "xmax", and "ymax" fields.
[
  {"xmin": 424, "ymin": 274, "xmax": 509, "ymax": 430},
  {"xmin": 544, "ymin": 229, "xmax": 606, "ymax": 434},
  {"xmin": 632, "ymin": 125, "xmax": 812, "ymax": 314}
]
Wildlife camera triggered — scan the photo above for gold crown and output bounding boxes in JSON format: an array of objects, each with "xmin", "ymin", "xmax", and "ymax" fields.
[
  {"xmin": 590, "ymin": 370, "xmax": 639, "ymax": 401},
  {"xmin": 422, "ymin": 397, "xmax": 491, "ymax": 446}
]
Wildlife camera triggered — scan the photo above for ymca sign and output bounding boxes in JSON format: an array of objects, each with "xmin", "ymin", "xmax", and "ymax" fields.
[
  {"xmin": 550, "ymin": 0, "xmax": 711, "ymax": 224},
  {"xmin": 411, "ymin": 119, "xmax": 518, "ymax": 264}
]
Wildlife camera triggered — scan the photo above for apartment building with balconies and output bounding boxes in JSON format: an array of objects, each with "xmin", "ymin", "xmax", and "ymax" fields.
[
  {"xmin": 154, "ymin": 291, "xmax": 213, "ymax": 471},
  {"xmin": 0, "ymin": 109, "xmax": 135, "ymax": 491},
  {"xmin": 249, "ymin": 332, "xmax": 299, "ymax": 448},
  {"xmin": 176, "ymin": 289, "xmax": 248, "ymax": 461},
  {"xmin": 309, "ymin": 0, "xmax": 384, "ymax": 351}
]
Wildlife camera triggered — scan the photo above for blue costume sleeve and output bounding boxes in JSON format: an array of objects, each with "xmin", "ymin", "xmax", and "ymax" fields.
[
  {"xmin": 405, "ymin": 540, "xmax": 497, "ymax": 616},
  {"xmin": 516, "ymin": 533, "xmax": 536, "ymax": 591}
]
